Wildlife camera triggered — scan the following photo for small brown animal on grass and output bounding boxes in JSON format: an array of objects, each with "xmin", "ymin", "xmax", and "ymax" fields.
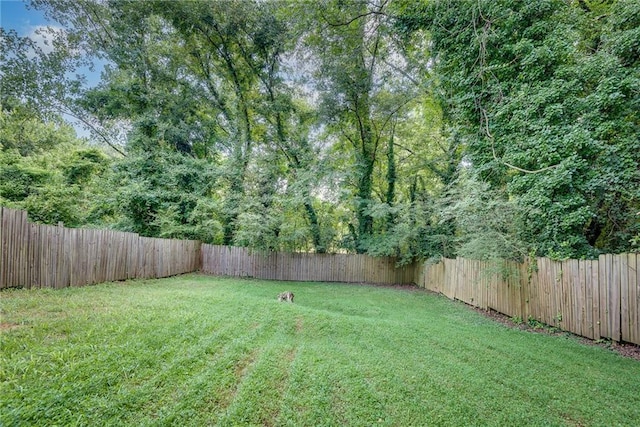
[{"xmin": 277, "ymin": 291, "xmax": 294, "ymax": 303}]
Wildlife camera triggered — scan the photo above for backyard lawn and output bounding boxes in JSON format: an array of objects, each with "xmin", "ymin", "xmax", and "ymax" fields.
[{"xmin": 1, "ymin": 274, "xmax": 639, "ymax": 426}]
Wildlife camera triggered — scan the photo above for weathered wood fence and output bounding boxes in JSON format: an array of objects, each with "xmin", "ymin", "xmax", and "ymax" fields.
[
  {"xmin": 0, "ymin": 209, "xmax": 413, "ymax": 289},
  {"xmin": 0, "ymin": 208, "xmax": 200, "ymax": 289},
  {"xmin": 201, "ymin": 244, "xmax": 416, "ymax": 285},
  {"xmin": 3, "ymin": 207, "xmax": 638, "ymax": 345},
  {"xmin": 416, "ymin": 256, "xmax": 640, "ymax": 345}
]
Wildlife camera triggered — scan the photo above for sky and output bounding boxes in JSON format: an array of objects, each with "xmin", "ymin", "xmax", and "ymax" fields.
[
  {"xmin": 2, "ymin": 0, "xmax": 104, "ymax": 84},
  {"xmin": 1, "ymin": 0, "xmax": 48, "ymax": 35}
]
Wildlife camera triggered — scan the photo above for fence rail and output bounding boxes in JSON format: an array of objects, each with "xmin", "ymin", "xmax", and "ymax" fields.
[
  {"xmin": 416, "ymin": 255, "xmax": 640, "ymax": 345},
  {"xmin": 0, "ymin": 208, "xmax": 200, "ymax": 289},
  {"xmin": 201, "ymin": 244, "xmax": 416, "ymax": 285}
]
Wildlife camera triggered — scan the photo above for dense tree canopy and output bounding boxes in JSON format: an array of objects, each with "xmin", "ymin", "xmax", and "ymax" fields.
[
  {"xmin": 395, "ymin": 0, "xmax": 640, "ymax": 259},
  {"xmin": 2, "ymin": 0, "xmax": 638, "ymax": 261}
]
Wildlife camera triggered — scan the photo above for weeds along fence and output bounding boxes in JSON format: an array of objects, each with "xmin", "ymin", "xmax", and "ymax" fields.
[
  {"xmin": 0, "ymin": 208, "xmax": 200, "ymax": 289},
  {"xmin": 201, "ymin": 244, "xmax": 416, "ymax": 285},
  {"xmin": 416, "ymin": 256, "xmax": 640, "ymax": 345}
]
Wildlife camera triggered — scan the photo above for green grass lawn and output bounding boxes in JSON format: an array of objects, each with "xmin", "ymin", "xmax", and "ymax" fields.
[{"xmin": 1, "ymin": 274, "xmax": 639, "ymax": 426}]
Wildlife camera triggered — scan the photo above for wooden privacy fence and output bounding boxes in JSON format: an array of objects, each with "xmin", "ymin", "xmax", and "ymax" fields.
[
  {"xmin": 0, "ymin": 208, "xmax": 200, "ymax": 289},
  {"xmin": 201, "ymin": 244, "xmax": 416, "ymax": 285},
  {"xmin": 3, "ymin": 207, "xmax": 638, "ymax": 346},
  {"xmin": 416, "ymin": 256, "xmax": 640, "ymax": 345}
]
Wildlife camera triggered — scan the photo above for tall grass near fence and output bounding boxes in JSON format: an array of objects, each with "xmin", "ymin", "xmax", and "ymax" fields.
[
  {"xmin": 416, "ymin": 256, "xmax": 640, "ymax": 345},
  {"xmin": 0, "ymin": 208, "xmax": 200, "ymax": 289}
]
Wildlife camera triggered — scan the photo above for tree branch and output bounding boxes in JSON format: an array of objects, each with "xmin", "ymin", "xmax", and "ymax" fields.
[
  {"xmin": 57, "ymin": 106, "xmax": 126, "ymax": 156},
  {"xmin": 481, "ymin": 108, "xmax": 557, "ymax": 174}
]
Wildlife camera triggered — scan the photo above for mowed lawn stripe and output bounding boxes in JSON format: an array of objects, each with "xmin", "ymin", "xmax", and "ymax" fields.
[
  {"xmin": 1, "ymin": 274, "xmax": 639, "ymax": 426},
  {"xmin": 124, "ymin": 303, "xmax": 291, "ymax": 425}
]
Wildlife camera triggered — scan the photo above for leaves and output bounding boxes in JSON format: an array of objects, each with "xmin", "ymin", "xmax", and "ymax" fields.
[
  {"xmin": 3, "ymin": 0, "xmax": 636, "ymax": 261},
  {"xmin": 397, "ymin": 0, "xmax": 640, "ymax": 259}
]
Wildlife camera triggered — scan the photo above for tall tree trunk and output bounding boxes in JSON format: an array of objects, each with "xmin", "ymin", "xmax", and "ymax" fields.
[
  {"xmin": 304, "ymin": 197, "xmax": 325, "ymax": 253},
  {"xmin": 385, "ymin": 122, "xmax": 397, "ymax": 231},
  {"xmin": 354, "ymin": 93, "xmax": 376, "ymax": 253},
  {"xmin": 222, "ymin": 151, "xmax": 247, "ymax": 246},
  {"xmin": 355, "ymin": 150, "xmax": 375, "ymax": 253}
]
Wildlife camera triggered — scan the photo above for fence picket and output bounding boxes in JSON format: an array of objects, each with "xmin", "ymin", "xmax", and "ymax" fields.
[
  {"xmin": 634, "ymin": 254, "xmax": 640, "ymax": 344},
  {"xmin": 620, "ymin": 254, "xmax": 630, "ymax": 343},
  {"xmin": 0, "ymin": 208, "xmax": 200, "ymax": 289},
  {"xmin": 200, "ymin": 244, "xmax": 416, "ymax": 285},
  {"xmin": 408, "ymin": 254, "xmax": 639, "ymax": 345}
]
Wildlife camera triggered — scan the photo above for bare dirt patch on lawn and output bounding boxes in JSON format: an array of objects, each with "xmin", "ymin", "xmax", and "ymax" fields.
[{"xmin": 0, "ymin": 322, "xmax": 23, "ymax": 332}]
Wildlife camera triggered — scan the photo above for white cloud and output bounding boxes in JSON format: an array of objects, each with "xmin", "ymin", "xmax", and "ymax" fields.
[{"xmin": 27, "ymin": 25, "xmax": 66, "ymax": 55}]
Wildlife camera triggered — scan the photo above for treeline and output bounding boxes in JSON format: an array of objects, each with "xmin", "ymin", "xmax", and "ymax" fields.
[{"xmin": 1, "ymin": 0, "xmax": 638, "ymax": 262}]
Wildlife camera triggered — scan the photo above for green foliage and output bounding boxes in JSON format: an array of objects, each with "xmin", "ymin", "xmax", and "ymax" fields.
[
  {"xmin": 363, "ymin": 196, "xmax": 454, "ymax": 265},
  {"xmin": 62, "ymin": 148, "xmax": 109, "ymax": 185},
  {"xmin": 0, "ymin": 106, "xmax": 76, "ymax": 156},
  {"xmin": 93, "ymin": 150, "xmax": 221, "ymax": 242},
  {"xmin": 396, "ymin": 0, "xmax": 640, "ymax": 259},
  {"xmin": 440, "ymin": 172, "xmax": 530, "ymax": 261},
  {"xmin": 5, "ymin": 0, "xmax": 636, "ymax": 261},
  {"xmin": 21, "ymin": 185, "xmax": 84, "ymax": 226},
  {"xmin": 0, "ymin": 108, "xmax": 110, "ymax": 227},
  {"xmin": 527, "ymin": 315, "xmax": 549, "ymax": 330},
  {"xmin": 305, "ymin": 0, "xmax": 423, "ymax": 254},
  {"xmin": 0, "ymin": 150, "xmax": 52, "ymax": 201}
]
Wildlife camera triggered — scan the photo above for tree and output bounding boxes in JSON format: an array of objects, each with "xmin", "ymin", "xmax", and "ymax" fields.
[
  {"xmin": 0, "ymin": 20, "xmax": 126, "ymax": 156},
  {"xmin": 304, "ymin": 0, "xmax": 421, "ymax": 254},
  {"xmin": 28, "ymin": 0, "xmax": 334, "ymax": 251},
  {"xmin": 396, "ymin": 0, "xmax": 640, "ymax": 259},
  {"xmin": 0, "ymin": 106, "xmax": 110, "ymax": 227},
  {"xmin": 90, "ymin": 150, "xmax": 221, "ymax": 241},
  {"xmin": 157, "ymin": 0, "xmax": 330, "ymax": 250}
]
